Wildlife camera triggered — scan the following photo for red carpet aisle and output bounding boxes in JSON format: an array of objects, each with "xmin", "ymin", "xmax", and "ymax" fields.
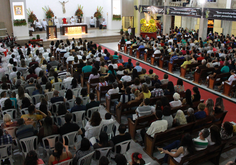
[{"xmin": 101, "ymin": 45, "xmax": 236, "ymax": 122}]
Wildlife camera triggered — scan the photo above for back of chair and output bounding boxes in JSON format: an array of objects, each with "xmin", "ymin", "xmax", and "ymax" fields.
[
  {"xmin": 4, "ymin": 127, "xmax": 18, "ymax": 139},
  {"xmin": 53, "ymin": 82, "xmax": 62, "ymax": 91},
  {"xmin": 25, "ymin": 86, "xmax": 36, "ymax": 96},
  {"xmin": 72, "ymin": 111, "xmax": 85, "ymax": 127},
  {"xmin": 73, "ymin": 87, "xmax": 82, "ymax": 97},
  {"xmin": 32, "ymin": 94, "xmax": 44, "ymax": 104},
  {"xmin": 77, "ymin": 151, "xmax": 95, "ymax": 165},
  {"xmin": 62, "ymin": 131, "xmax": 78, "ymax": 148},
  {"xmin": 114, "ymin": 140, "xmax": 131, "ymax": 155},
  {"xmin": 66, "ymin": 99, "xmax": 75, "ymax": 109},
  {"xmin": 46, "ymin": 91, "xmax": 54, "ymax": 101},
  {"xmin": 86, "ymin": 106, "xmax": 99, "ymax": 120},
  {"xmin": 54, "ymin": 159, "xmax": 72, "ymax": 165},
  {"xmin": 2, "ymin": 109, "xmax": 17, "ymax": 119},
  {"xmin": 85, "ymin": 125, "xmax": 102, "ymax": 139},
  {"xmin": 48, "ymin": 76, "xmax": 54, "ymax": 81},
  {"xmin": 81, "ymin": 97, "xmax": 89, "ymax": 106},
  {"xmin": 41, "ymin": 84, "xmax": 46, "ymax": 91},
  {"xmin": 19, "ymin": 136, "xmax": 38, "ymax": 157},
  {"xmin": 56, "ymin": 115, "xmax": 66, "ymax": 127},
  {"xmin": 0, "ymin": 144, "xmax": 12, "ymax": 160},
  {"xmin": 59, "ymin": 89, "xmax": 66, "ymax": 97},
  {"xmin": 42, "ymin": 134, "xmax": 60, "ymax": 151},
  {"xmin": 52, "ymin": 101, "xmax": 65, "ymax": 115},
  {"xmin": 101, "ymin": 121, "xmax": 115, "ymax": 138},
  {"xmin": 20, "ymin": 108, "xmax": 29, "ymax": 116},
  {"xmin": 95, "ymin": 147, "xmax": 112, "ymax": 160}
]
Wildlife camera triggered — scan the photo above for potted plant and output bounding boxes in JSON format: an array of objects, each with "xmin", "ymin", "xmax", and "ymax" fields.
[
  {"xmin": 120, "ymin": 29, "xmax": 123, "ymax": 35},
  {"xmin": 36, "ymin": 35, "xmax": 40, "ymax": 40},
  {"xmin": 27, "ymin": 9, "xmax": 37, "ymax": 24},
  {"xmin": 75, "ymin": 5, "xmax": 83, "ymax": 23},
  {"xmin": 32, "ymin": 37, "xmax": 36, "ymax": 40},
  {"xmin": 125, "ymin": 31, "xmax": 129, "ymax": 36},
  {"xmin": 42, "ymin": 6, "xmax": 54, "ymax": 19},
  {"xmin": 94, "ymin": 6, "xmax": 103, "ymax": 27}
]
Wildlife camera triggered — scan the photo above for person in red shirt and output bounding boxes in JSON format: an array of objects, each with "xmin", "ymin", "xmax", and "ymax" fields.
[
  {"xmin": 26, "ymin": 68, "xmax": 38, "ymax": 80},
  {"xmin": 62, "ymin": 18, "xmax": 67, "ymax": 24},
  {"xmin": 197, "ymin": 54, "xmax": 205, "ymax": 61},
  {"xmin": 181, "ymin": 47, "xmax": 186, "ymax": 55}
]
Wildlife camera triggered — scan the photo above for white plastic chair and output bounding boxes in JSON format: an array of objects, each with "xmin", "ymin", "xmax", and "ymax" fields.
[
  {"xmin": 11, "ymin": 89, "xmax": 18, "ymax": 95},
  {"xmin": 72, "ymin": 111, "xmax": 86, "ymax": 127},
  {"xmin": 25, "ymin": 86, "xmax": 36, "ymax": 96},
  {"xmin": 48, "ymin": 76, "xmax": 54, "ymax": 81},
  {"xmin": 85, "ymin": 125, "xmax": 102, "ymax": 140},
  {"xmin": 19, "ymin": 136, "xmax": 38, "ymax": 158},
  {"xmin": 62, "ymin": 131, "xmax": 81, "ymax": 149},
  {"xmin": 94, "ymin": 147, "xmax": 112, "ymax": 161},
  {"xmin": 20, "ymin": 108, "xmax": 29, "ymax": 116},
  {"xmin": 2, "ymin": 109, "xmax": 17, "ymax": 119},
  {"xmin": 56, "ymin": 115, "xmax": 66, "ymax": 127},
  {"xmin": 42, "ymin": 134, "xmax": 60, "ymax": 157},
  {"xmin": 32, "ymin": 94, "xmax": 44, "ymax": 104},
  {"xmin": 63, "ymin": 81, "xmax": 72, "ymax": 90},
  {"xmin": 58, "ymin": 89, "xmax": 66, "ymax": 97},
  {"xmin": 86, "ymin": 106, "xmax": 99, "ymax": 120},
  {"xmin": 58, "ymin": 75, "xmax": 67, "ymax": 81},
  {"xmin": 41, "ymin": 84, "xmax": 46, "ymax": 91},
  {"xmin": 66, "ymin": 99, "xmax": 75, "ymax": 109},
  {"xmin": 101, "ymin": 121, "xmax": 115, "ymax": 139},
  {"xmin": 51, "ymin": 101, "xmax": 65, "ymax": 116},
  {"xmin": 54, "ymin": 159, "xmax": 72, "ymax": 165},
  {"xmin": 113, "ymin": 140, "xmax": 131, "ymax": 156},
  {"xmin": 53, "ymin": 82, "xmax": 62, "ymax": 91},
  {"xmin": 81, "ymin": 96, "xmax": 89, "ymax": 106},
  {"xmin": 4, "ymin": 127, "xmax": 18, "ymax": 139},
  {"xmin": 73, "ymin": 87, "xmax": 82, "ymax": 97},
  {"xmin": 45, "ymin": 91, "xmax": 54, "ymax": 101},
  {"xmin": 0, "ymin": 144, "xmax": 13, "ymax": 165},
  {"xmin": 77, "ymin": 151, "xmax": 95, "ymax": 165}
]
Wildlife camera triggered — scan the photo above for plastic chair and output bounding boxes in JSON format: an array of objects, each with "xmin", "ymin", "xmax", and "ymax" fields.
[
  {"xmin": 62, "ymin": 131, "xmax": 81, "ymax": 149},
  {"xmin": 45, "ymin": 91, "xmax": 54, "ymax": 101},
  {"xmin": 54, "ymin": 159, "xmax": 72, "ymax": 165},
  {"xmin": 85, "ymin": 125, "xmax": 102, "ymax": 140},
  {"xmin": 58, "ymin": 75, "xmax": 67, "ymax": 81},
  {"xmin": 81, "ymin": 96, "xmax": 89, "ymax": 106},
  {"xmin": 20, "ymin": 108, "xmax": 29, "ymax": 116},
  {"xmin": 48, "ymin": 76, "xmax": 54, "ymax": 81},
  {"xmin": 32, "ymin": 94, "xmax": 44, "ymax": 104},
  {"xmin": 112, "ymin": 140, "xmax": 131, "ymax": 156},
  {"xmin": 66, "ymin": 99, "xmax": 75, "ymax": 109},
  {"xmin": 86, "ymin": 106, "xmax": 99, "ymax": 120},
  {"xmin": 94, "ymin": 147, "xmax": 112, "ymax": 161},
  {"xmin": 25, "ymin": 86, "xmax": 36, "ymax": 96},
  {"xmin": 4, "ymin": 127, "xmax": 18, "ymax": 139},
  {"xmin": 73, "ymin": 87, "xmax": 82, "ymax": 97},
  {"xmin": 58, "ymin": 89, "xmax": 66, "ymax": 97},
  {"xmin": 11, "ymin": 89, "xmax": 18, "ymax": 95},
  {"xmin": 53, "ymin": 82, "xmax": 62, "ymax": 91},
  {"xmin": 77, "ymin": 151, "xmax": 95, "ymax": 165},
  {"xmin": 0, "ymin": 144, "xmax": 13, "ymax": 165},
  {"xmin": 101, "ymin": 121, "xmax": 115, "ymax": 139},
  {"xmin": 56, "ymin": 115, "xmax": 66, "ymax": 127},
  {"xmin": 72, "ymin": 111, "xmax": 85, "ymax": 127},
  {"xmin": 19, "ymin": 136, "xmax": 38, "ymax": 158},
  {"xmin": 63, "ymin": 81, "xmax": 72, "ymax": 90},
  {"xmin": 41, "ymin": 84, "xmax": 46, "ymax": 91},
  {"xmin": 42, "ymin": 134, "xmax": 60, "ymax": 157},
  {"xmin": 51, "ymin": 101, "xmax": 65, "ymax": 116},
  {"xmin": 2, "ymin": 109, "xmax": 17, "ymax": 119}
]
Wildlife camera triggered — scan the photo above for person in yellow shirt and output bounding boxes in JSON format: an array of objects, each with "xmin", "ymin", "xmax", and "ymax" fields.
[
  {"xmin": 21, "ymin": 105, "xmax": 47, "ymax": 126},
  {"xmin": 181, "ymin": 56, "xmax": 192, "ymax": 69},
  {"xmin": 148, "ymin": 69, "xmax": 156, "ymax": 79},
  {"xmin": 139, "ymin": 69, "xmax": 148, "ymax": 80}
]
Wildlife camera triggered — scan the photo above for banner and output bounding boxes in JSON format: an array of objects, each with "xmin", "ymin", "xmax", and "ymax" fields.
[
  {"xmin": 165, "ymin": 7, "xmax": 202, "ymax": 18},
  {"xmin": 204, "ymin": 8, "xmax": 236, "ymax": 21},
  {"xmin": 140, "ymin": 5, "xmax": 164, "ymax": 14}
]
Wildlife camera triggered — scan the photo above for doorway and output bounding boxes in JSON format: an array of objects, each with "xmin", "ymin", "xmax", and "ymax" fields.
[{"xmin": 207, "ymin": 19, "xmax": 214, "ymax": 35}]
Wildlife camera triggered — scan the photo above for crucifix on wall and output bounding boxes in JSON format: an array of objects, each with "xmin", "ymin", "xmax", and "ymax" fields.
[{"xmin": 59, "ymin": 1, "xmax": 69, "ymax": 14}]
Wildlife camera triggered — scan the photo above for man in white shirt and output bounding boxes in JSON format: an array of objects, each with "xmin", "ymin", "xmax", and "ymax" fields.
[
  {"xmin": 54, "ymin": 16, "xmax": 60, "ymax": 28},
  {"xmin": 125, "ymin": 39, "xmax": 131, "ymax": 45},
  {"xmin": 107, "ymin": 82, "xmax": 119, "ymax": 95},
  {"xmin": 9, "ymin": 67, "xmax": 17, "ymax": 82},
  {"xmin": 66, "ymin": 54, "xmax": 74, "ymax": 64},
  {"xmin": 120, "ymin": 71, "xmax": 131, "ymax": 82},
  {"xmin": 154, "ymin": 49, "xmax": 161, "ymax": 54},
  {"xmin": 42, "ymin": 19, "xmax": 48, "ymax": 31},
  {"xmin": 136, "ymin": 98, "xmax": 155, "ymax": 117},
  {"xmin": 140, "ymin": 110, "xmax": 168, "ymax": 142},
  {"xmin": 0, "ymin": 91, "xmax": 8, "ymax": 108},
  {"xmin": 60, "ymin": 46, "xmax": 67, "ymax": 53},
  {"xmin": 102, "ymin": 19, "xmax": 107, "ymax": 29},
  {"xmin": 90, "ymin": 16, "xmax": 95, "ymax": 27},
  {"xmin": 169, "ymin": 93, "xmax": 182, "ymax": 108},
  {"xmin": 43, "ymin": 49, "xmax": 49, "ymax": 61},
  {"xmin": 70, "ymin": 16, "xmax": 75, "ymax": 24},
  {"xmin": 0, "ymin": 45, "xmax": 6, "ymax": 53},
  {"xmin": 63, "ymin": 72, "xmax": 73, "ymax": 89},
  {"xmin": 35, "ymin": 19, "xmax": 43, "ymax": 31}
]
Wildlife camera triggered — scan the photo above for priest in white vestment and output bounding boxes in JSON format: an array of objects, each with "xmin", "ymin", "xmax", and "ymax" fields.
[
  {"xmin": 54, "ymin": 16, "xmax": 60, "ymax": 28},
  {"xmin": 35, "ymin": 19, "xmax": 43, "ymax": 31},
  {"xmin": 42, "ymin": 19, "xmax": 48, "ymax": 31},
  {"xmin": 90, "ymin": 16, "xmax": 95, "ymax": 27},
  {"xmin": 70, "ymin": 16, "xmax": 75, "ymax": 24},
  {"xmin": 102, "ymin": 19, "xmax": 107, "ymax": 29}
]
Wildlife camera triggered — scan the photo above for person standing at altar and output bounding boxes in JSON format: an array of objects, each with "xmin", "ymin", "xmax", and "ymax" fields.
[
  {"xmin": 62, "ymin": 17, "xmax": 67, "ymax": 24},
  {"xmin": 70, "ymin": 16, "xmax": 75, "ymax": 24},
  {"xmin": 54, "ymin": 16, "xmax": 60, "ymax": 28},
  {"xmin": 90, "ymin": 16, "xmax": 95, "ymax": 27},
  {"xmin": 35, "ymin": 19, "xmax": 43, "ymax": 31},
  {"xmin": 42, "ymin": 19, "xmax": 48, "ymax": 31},
  {"xmin": 128, "ymin": 26, "xmax": 132, "ymax": 35}
]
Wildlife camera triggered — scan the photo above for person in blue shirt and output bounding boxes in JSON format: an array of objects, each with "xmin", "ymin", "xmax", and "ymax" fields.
[
  {"xmin": 124, "ymin": 58, "xmax": 133, "ymax": 67},
  {"xmin": 134, "ymin": 62, "xmax": 142, "ymax": 72},
  {"xmin": 70, "ymin": 97, "xmax": 86, "ymax": 113},
  {"xmin": 32, "ymin": 84, "xmax": 44, "ymax": 95},
  {"xmin": 82, "ymin": 61, "xmax": 93, "ymax": 73},
  {"xmin": 194, "ymin": 103, "xmax": 206, "ymax": 120},
  {"xmin": 138, "ymin": 43, "xmax": 145, "ymax": 55},
  {"xmin": 169, "ymin": 54, "xmax": 179, "ymax": 64},
  {"xmin": 104, "ymin": 53, "xmax": 110, "ymax": 61}
]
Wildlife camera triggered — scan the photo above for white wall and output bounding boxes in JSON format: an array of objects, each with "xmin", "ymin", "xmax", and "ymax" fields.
[{"xmin": 25, "ymin": 0, "xmax": 121, "ymax": 30}]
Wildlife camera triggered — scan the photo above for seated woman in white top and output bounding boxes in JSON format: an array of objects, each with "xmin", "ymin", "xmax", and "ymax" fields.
[
  {"xmin": 169, "ymin": 93, "xmax": 182, "ymax": 108},
  {"xmin": 96, "ymin": 76, "xmax": 108, "ymax": 91},
  {"xmin": 84, "ymin": 111, "xmax": 103, "ymax": 139},
  {"xmin": 108, "ymin": 60, "xmax": 118, "ymax": 69},
  {"xmin": 88, "ymin": 68, "xmax": 100, "ymax": 86}
]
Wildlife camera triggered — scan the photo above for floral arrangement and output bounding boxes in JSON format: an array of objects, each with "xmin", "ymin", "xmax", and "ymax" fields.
[
  {"xmin": 140, "ymin": 18, "xmax": 157, "ymax": 33},
  {"xmin": 75, "ymin": 5, "xmax": 83, "ymax": 17},
  {"xmin": 112, "ymin": 15, "xmax": 121, "ymax": 21},
  {"xmin": 14, "ymin": 19, "xmax": 27, "ymax": 26},
  {"xmin": 42, "ymin": 6, "xmax": 54, "ymax": 19},
  {"xmin": 94, "ymin": 6, "xmax": 103, "ymax": 19},
  {"xmin": 27, "ymin": 9, "xmax": 37, "ymax": 23}
]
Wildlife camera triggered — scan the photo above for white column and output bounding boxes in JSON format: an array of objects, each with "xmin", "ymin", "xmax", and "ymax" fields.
[
  {"xmin": 198, "ymin": 17, "xmax": 208, "ymax": 40},
  {"xmin": 163, "ymin": 0, "xmax": 171, "ymax": 35}
]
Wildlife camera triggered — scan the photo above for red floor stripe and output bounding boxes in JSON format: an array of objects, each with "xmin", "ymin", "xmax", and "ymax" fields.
[{"xmin": 101, "ymin": 45, "xmax": 235, "ymax": 122}]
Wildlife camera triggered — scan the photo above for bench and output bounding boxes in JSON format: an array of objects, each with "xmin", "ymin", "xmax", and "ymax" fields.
[
  {"xmin": 150, "ymin": 53, "xmax": 162, "ymax": 65},
  {"xmin": 129, "ymin": 46, "xmax": 139, "ymax": 56},
  {"xmin": 159, "ymin": 56, "xmax": 169, "ymax": 68},
  {"xmin": 81, "ymin": 72, "xmax": 91, "ymax": 87},
  {"xmin": 87, "ymin": 78, "xmax": 100, "ymax": 94},
  {"xmin": 144, "ymin": 49, "xmax": 154, "ymax": 62},
  {"xmin": 194, "ymin": 67, "xmax": 215, "ymax": 84},
  {"xmin": 118, "ymin": 41, "xmax": 125, "ymax": 51},
  {"xmin": 223, "ymin": 80, "xmax": 236, "ymax": 97},
  {"xmin": 208, "ymin": 72, "xmax": 231, "ymax": 89},
  {"xmin": 124, "ymin": 43, "xmax": 132, "ymax": 54},
  {"xmin": 136, "ymin": 48, "xmax": 146, "ymax": 59},
  {"xmin": 96, "ymin": 85, "xmax": 112, "ymax": 102},
  {"xmin": 180, "ymin": 63, "xmax": 199, "ymax": 78},
  {"xmin": 116, "ymin": 100, "xmax": 142, "ymax": 124},
  {"xmin": 128, "ymin": 114, "xmax": 157, "ymax": 139},
  {"xmin": 168, "ymin": 59, "xmax": 185, "ymax": 73},
  {"xmin": 105, "ymin": 93, "xmax": 122, "ymax": 113}
]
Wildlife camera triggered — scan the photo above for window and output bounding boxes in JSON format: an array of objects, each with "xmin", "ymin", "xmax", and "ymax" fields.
[{"xmin": 207, "ymin": 0, "xmax": 216, "ymax": 2}]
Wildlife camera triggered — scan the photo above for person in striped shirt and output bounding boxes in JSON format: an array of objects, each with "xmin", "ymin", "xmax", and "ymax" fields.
[{"xmin": 193, "ymin": 128, "xmax": 209, "ymax": 150}]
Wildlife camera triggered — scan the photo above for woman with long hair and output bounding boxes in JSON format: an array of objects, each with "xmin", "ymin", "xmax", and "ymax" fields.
[
  {"xmin": 130, "ymin": 78, "xmax": 142, "ymax": 89},
  {"xmin": 71, "ymin": 78, "xmax": 78, "ymax": 89},
  {"xmin": 207, "ymin": 125, "xmax": 221, "ymax": 146},
  {"xmin": 24, "ymin": 150, "xmax": 44, "ymax": 165},
  {"xmin": 182, "ymin": 89, "xmax": 192, "ymax": 106},
  {"xmin": 220, "ymin": 121, "xmax": 234, "ymax": 140},
  {"xmin": 65, "ymin": 89, "xmax": 73, "ymax": 101},
  {"xmin": 73, "ymin": 138, "xmax": 94, "ymax": 165},
  {"xmin": 51, "ymin": 72, "xmax": 62, "ymax": 84},
  {"xmin": 45, "ymin": 82, "xmax": 54, "ymax": 93},
  {"xmin": 48, "ymin": 142, "xmax": 72, "ymax": 165},
  {"xmin": 158, "ymin": 133, "xmax": 196, "ymax": 163},
  {"xmin": 132, "ymin": 69, "xmax": 139, "ymax": 80},
  {"xmin": 84, "ymin": 111, "xmax": 102, "ymax": 138},
  {"xmin": 204, "ymin": 98, "xmax": 214, "ymax": 116},
  {"xmin": 38, "ymin": 116, "xmax": 58, "ymax": 142},
  {"xmin": 162, "ymin": 106, "xmax": 173, "ymax": 129},
  {"xmin": 174, "ymin": 110, "xmax": 187, "ymax": 126},
  {"xmin": 164, "ymin": 81, "xmax": 175, "ymax": 95},
  {"xmin": 214, "ymin": 97, "xmax": 224, "ymax": 114},
  {"xmin": 32, "ymin": 84, "xmax": 44, "ymax": 95},
  {"xmin": 138, "ymin": 84, "xmax": 151, "ymax": 100},
  {"xmin": 16, "ymin": 86, "xmax": 32, "ymax": 108},
  {"xmin": 88, "ymin": 68, "xmax": 100, "ymax": 84},
  {"xmin": 192, "ymin": 86, "xmax": 201, "ymax": 102}
]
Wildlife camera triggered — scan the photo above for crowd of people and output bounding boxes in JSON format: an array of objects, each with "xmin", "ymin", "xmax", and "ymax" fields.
[{"xmin": 0, "ymin": 30, "xmax": 235, "ymax": 165}]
